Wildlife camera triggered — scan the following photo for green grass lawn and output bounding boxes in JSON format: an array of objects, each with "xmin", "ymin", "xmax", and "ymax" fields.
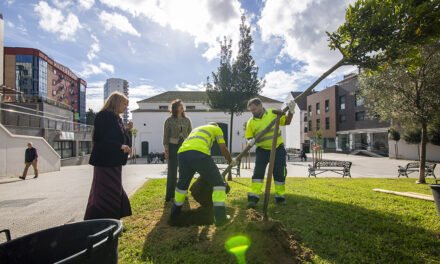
[{"xmin": 119, "ymin": 177, "xmax": 440, "ymax": 264}]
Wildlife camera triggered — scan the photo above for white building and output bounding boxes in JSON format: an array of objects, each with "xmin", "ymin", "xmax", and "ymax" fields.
[
  {"xmin": 104, "ymin": 78, "xmax": 129, "ymax": 123},
  {"xmin": 284, "ymin": 91, "xmax": 310, "ymax": 151},
  {"xmin": 131, "ymin": 91, "xmax": 284, "ymax": 155},
  {"xmin": 0, "ymin": 13, "xmax": 4, "ymax": 86}
]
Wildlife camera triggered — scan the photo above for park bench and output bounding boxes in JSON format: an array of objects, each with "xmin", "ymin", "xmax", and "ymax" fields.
[
  {"xmin": 308, "ymin": 160, "xmax": 352, "ymax": 178},
  {"xmin": 212, "ymin": 156, "xmax": 241, "ymax": 177},
  {"xmin": 397, "ymin": 162, "xmax": 437, "ymax": 178}
]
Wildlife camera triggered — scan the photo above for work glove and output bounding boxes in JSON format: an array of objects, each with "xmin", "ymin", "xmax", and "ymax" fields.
[
  {"xmin": 247, "ymin": 138, "xmax": 256, "ymax": 147},
  {"xmin": 287, "ymin": 99, "xmax": 296, "ymax": 114}
]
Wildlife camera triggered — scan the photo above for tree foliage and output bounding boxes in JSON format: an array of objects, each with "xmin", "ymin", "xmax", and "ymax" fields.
[
  {"xmin": 328, "ymin": 0, "xmax": 440, "ymax": 70},
  {"xmin": 86, "ymin": 108, "xmax": 96, "ymax": 125},
  {"xmin": 206, "ymin": 15, "xmax": 263, "ymax": 161}
]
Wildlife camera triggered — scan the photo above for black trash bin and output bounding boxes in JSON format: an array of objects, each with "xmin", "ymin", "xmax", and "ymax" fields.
[
  {"xmin": 430, "ymin": 184, "xmax": 440, "ymax": 216},
  {"xmin": 0, "ymin": 219, "xmax": 122, "ymax": 264}
]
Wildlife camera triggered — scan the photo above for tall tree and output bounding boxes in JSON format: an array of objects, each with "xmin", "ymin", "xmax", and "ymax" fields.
[
  {"xmin": 359, "ymin": 43, "xmax": 440, "ymax": 183},
  {"xmin": 206, "ymin": 15, "xmax": 263, "ymax": 174},
  {"xmin": 86, "ymin": 108, "xmax": 96, "ymax": 126}
]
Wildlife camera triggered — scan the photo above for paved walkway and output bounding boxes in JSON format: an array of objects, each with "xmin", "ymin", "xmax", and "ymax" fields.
[
  {"xmin": 0, "ymin": 153, "xmax": 435, "ymax": 242},
  {"xmin": 0, "ymin": 164, "xmax": 165, "ymax": 242}
]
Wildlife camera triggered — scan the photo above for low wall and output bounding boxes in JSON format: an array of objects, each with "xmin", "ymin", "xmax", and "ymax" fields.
[
  {"xmin": 388, "ymin": 140, "xmax": 440, "ymax": 162},
  {"xmin": 0, "ymin": 124, "xmax": 61, "ymax": 178},
  {"xmin": 61, "ymin": 155, "xmax": 90, "ymax": 167}
]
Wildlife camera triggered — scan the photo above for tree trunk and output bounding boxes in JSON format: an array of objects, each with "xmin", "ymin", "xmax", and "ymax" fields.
[
  {"xmin": 228, "ymin": 111, "xmax": 234, "ymax": 181},
  {"xmin": 418, "ymin": 122, "xmax": 428, "ymax": 184},
  {"xmin": 294, "ymin": 58, "xmax": 346, "ymax": 102},
  {"xmin": 396, "ymin": 141, "xmax": 399, "ymax": 159}
]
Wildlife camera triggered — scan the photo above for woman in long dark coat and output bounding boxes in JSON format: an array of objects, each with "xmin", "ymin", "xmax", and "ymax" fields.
[{"xmin": 84, "ymin": 91, "xmax": 132, "ymax": 220}]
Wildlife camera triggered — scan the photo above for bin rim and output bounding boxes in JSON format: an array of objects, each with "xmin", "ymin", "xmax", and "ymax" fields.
[{"xmin": 0, "ymin": 218, "xmax": 122, "ymax": 247}]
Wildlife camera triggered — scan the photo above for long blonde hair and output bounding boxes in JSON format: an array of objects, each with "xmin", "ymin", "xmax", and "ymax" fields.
[{"xmin": 101, "ymin": 91, "xmax": 128, "ymax": 115}]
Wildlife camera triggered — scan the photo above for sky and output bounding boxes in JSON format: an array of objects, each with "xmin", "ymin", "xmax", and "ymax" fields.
[{"xmin": 2, "ymin": 0, "xmax": 357, "ymax": 114}]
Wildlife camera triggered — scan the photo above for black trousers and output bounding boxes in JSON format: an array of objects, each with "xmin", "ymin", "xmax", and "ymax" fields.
[
  {"xmin": 166, "ymin": 143, "xmax": 181, "ymax": 200},
  {"xmin": 176, "ymin": 151, "xmax": 224, "ymax": 191}
]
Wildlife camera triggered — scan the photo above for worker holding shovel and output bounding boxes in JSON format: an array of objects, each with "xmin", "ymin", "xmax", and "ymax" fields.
[{"xmin": 245, "ymin": 98, "xmax": 295, "ymax": 208}]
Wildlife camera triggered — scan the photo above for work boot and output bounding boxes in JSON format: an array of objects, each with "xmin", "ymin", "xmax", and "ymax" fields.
[
  {"xmin": 19, "ymin": 176, "xmax": 25, "ymax": 180},
  {"xmin": 247, "ymin": 196, "xmax": 259, "ymax": 209},
  {"xmin": 275, "ymin": 197, "xmax": 287, "ymax": 205},
  {"xmin": 247, "ymin": 201, "xmax": 257, "ymax": 209},
  {"xmin": 214, "ymin": 206, "xmax": 227, "ymax": 227},
  {"xmin": 168, "ymin": 204, "xmax": 182, "ymax": 226}
]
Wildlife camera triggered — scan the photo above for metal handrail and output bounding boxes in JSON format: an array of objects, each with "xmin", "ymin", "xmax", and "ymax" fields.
[{"xmin": 0, "ymin": 108, "xmax": 93, "ymax": 133}]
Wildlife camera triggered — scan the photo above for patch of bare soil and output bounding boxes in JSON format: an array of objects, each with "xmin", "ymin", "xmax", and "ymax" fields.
[{"xmin": 141, "ymin": 201, "xmax": 312, "ymax": 263}]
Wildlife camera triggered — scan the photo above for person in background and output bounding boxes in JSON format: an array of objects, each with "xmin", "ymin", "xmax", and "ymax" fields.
[
  {"xmin": 84, "ymin": 91, "xmax": 132, "ymax": 220},
  {"xmin": 20, "ymin": 142, "xmax": 38, "ymax": 180},
  {"xmin": 163, "ymin": 99, "xmax": 192, "ymax": 202},
  {"xmin": 126, "ymin": 121, "xmax": 134, "ymax": 148}
]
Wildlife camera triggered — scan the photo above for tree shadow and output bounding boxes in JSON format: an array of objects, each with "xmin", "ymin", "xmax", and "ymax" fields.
[
  {"xmin": 264, "ymin": 193, "xmax": 440, "ymax": 263},
  {"xmin": 141, "ymin": 199, "xmax": 237, "ymax": 263}
]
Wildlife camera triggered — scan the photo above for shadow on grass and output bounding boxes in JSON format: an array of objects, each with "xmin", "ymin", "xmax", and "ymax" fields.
[
  {"xmin": 255, "ymin": 193, "xmax": 440, "ymax": 264},
  {"xmin": 140, "ymin": 199, "xmax": 239, "ymax": 263}
]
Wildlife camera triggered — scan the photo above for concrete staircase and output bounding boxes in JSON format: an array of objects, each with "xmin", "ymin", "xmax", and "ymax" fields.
[{"xmin": 350, "ymin": 149, "xmax": 386, "ymax": 158}]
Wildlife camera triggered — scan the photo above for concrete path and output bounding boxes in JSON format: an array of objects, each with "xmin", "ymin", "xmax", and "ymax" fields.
[{"xmin": 0, "ymin": 164, "xmax": 164, "ymax": 242}]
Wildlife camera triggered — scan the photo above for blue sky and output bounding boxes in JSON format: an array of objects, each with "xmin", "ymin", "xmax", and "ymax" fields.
[{"xmin": 2, "ymin": 0, "xmax": 356, "ymax": 112}]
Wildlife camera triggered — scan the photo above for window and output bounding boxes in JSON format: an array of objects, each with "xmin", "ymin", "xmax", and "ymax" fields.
[
  {"xmin": 304, "ymin": 126, "xmax": 308, "ymax": 133},
  {"xmin": 186, "ymin": 106, "xmax": 196, "ymax": 110},
  {"xmin": 316, "ymin": 103, "xmax": 320, "ymax": 115},
  {"xmin": 159, "ymin": 105, "xmax": 168, "ymax": 110},
  {"xmin": 325, "ymin": 100, "xmax": 330, "ymax": 112},
  {"xmin": 355, "ymin": 93, "xmax": 364, "ymax": 106},
  {"xmin": 80, "ymin": 141, "xmax": 91, "ymax": 154},
  {"xmin": 308, "ymin": 105, "xmax": 312, "ymax": 116},
  {"xmin": 303, "ymin": 113, "xmax": 307, "ymax": 122},
  {"xmin": 339, "ymin": 114, "xmax": 346, "ymax": 123},
  {"xmin": 325, "ymin": 117, "xmax": 330, "ymax": 129},
  {"xmin": 308, "ymin": 120, "xmax": 312, "ymax": 131},
  {"xmin": 53, "ymin": 141, "xmax": 73, "ymax": 158},
  {"xmin": 316, "ymin": 119, "xmax": 320, "ymax": 131},
  {"xmin": 355, "ymin": 111, "xmax": 365, "ymax": 121},
  {"xmin": 339, "ymin": 95, "xmax": 346, "ymax": 110}
]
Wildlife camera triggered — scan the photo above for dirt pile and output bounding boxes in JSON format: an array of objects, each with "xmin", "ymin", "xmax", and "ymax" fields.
[{"xmin": 143, "ymin": 203, "xmax": 312, "ymax": 263}]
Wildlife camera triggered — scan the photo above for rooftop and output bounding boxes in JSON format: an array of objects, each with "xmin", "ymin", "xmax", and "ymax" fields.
[{"xmin": 137, "ymin": 91, "xmax": 282, "ymax": 104}]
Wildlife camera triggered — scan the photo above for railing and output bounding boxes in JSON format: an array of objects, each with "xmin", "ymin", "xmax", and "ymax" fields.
[{"xmin": 0, "ymin": 103, "xmax": 93, "ymax": 133}]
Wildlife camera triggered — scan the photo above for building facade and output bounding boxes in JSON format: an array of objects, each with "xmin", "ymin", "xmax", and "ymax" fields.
[
  {"xmin": 335, "ymin": 73, "xmax": 390, "ymax": 155},
  {"xmin": 4, "ymin": 47, "xmax": 87, "ymax": 123},
  {"xmin": 307, "ymin": 86, "xmax": 338, "ymax": 151},
  {"xmin": 104, "ymin": 78, "xmax": 129, "ymax": 124},
  {"xmin": 132, "ymin": 91, "xmax": 284, "ymax": 156},
  {"xmin": 0, "ymin": 13, "xmax": 4, "ymax": 87}
]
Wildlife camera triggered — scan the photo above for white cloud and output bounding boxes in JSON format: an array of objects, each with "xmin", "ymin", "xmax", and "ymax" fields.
[
  {"xmin": 98, "ymin": 62, "xmax": 115, "ymax": 73},
  {"xmin": 175, "ymin": 82, "xmax": 205, "ymax": 92},
  {"xmin": 129, "ymin": 84, "xmax": 166, "ymax": 113},
  {"xmin": 78, "ymin": 0, "xmax": 94, "ymax": 9},
  {"xmin": 87, "ymin": 34, "xmax": 100, "ymax": 60},
  {"xmin": 6, "ymin": 21, "xmax": 15, "ymax": 28},
  {"xmin": 98, "ymin": 11, "xmax": 141, "ymax": 37},
  {"xmin": 80, "ymin": 62, "xmax": 115, "ymax": 77},
  {"xmin": 51, "ymin": 0, "xmax": 72, "ymax": 8},
  {"xmin": 99, "ymin": 0, "xmax": 243, "ymax": 60},
  {"xmin": 261, "ymin": 70, "xmax": 302, "ymax": 100},
  {"xmin": 258, "ymin": 0, "xmax": 355, "ymax": 77},
  {"xmin": 127, "ymin": 40, "xmax": 136, "ymax": 54},
  {"xmin": 34, "ymin": 1, "xmax": 82, "ymax": 41}
]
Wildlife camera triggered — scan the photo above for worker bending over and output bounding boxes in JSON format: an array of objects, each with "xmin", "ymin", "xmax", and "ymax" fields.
[{"xmin": 169, "ymin": 122, "xmax": 236, "ymax": 226}]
